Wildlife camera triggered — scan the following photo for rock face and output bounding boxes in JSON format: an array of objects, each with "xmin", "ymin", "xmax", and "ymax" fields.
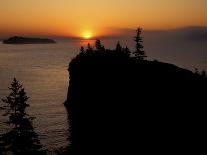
[
  {"xmin": 3, "ymin": 36, "xmax": 56, "ymax": 44},
  {"xmin": 65, "ymin": 49, "xmax": 207, "ymax": 154}
]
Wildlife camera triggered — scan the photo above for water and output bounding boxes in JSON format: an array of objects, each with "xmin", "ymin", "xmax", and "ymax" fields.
[
  {"xmin": 0, "ymin": 35, "xmax": 207, "ymax": 151},
  {"xmin": 0, "ymin": 41, "xmax": 80, "ymax": 151}
]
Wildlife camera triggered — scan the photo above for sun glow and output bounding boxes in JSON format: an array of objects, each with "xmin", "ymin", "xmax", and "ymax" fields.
[{"xmin": 82, "ymin": 31, "xmax": 93, "ymax": 39}]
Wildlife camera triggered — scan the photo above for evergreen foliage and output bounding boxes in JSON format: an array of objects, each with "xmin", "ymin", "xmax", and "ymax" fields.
[{"xmin": 133, "ymin": 27, "xmax": 146, "ymax": 60}]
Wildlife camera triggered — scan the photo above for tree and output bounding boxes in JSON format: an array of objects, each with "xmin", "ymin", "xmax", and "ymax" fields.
[
  {"xmin": 133, "ymin": 27, "xmax": 146, "ymax": 60},
  {"xmin": 80, "ymin": 46, "xmax": 85, "ymax": 53},
  {"xmin": 95, "ymin": 39, "xmax": 105, "ymax": 51},
  {"xmin": 1, "ymin": 78, "xmax": 29, "ymax": 126},
  {"xmin": 0, "ymin": 78, "xmax": 44, "ymax": 154},
  {"xmin": 124, "ymin": 46, "xmax": 131, "ymax": 57},
  {"xmin": 17, "ymin": 88, "xmax": 29, "ymax": 118},
  {"xmin": 116, "ymin": 41, "xmax": 122, "ymax": 52},
  {"xmin": 95, "ymin": 40, "xmax": 102, "ymax": 50},
  {"xmin": 87, "ymin": 43, "xmax": 93, "ymax": 52}
]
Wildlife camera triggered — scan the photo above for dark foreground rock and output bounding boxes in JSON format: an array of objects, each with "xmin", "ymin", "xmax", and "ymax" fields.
[{"xmin": 65, "ymin": 48, "xmax": 207, "ymax": 154}]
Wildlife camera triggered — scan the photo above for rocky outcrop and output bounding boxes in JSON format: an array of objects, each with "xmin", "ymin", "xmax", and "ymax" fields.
[{"xmin": 65, "ymin": 48, "xmax": 207, "ymax": 154}]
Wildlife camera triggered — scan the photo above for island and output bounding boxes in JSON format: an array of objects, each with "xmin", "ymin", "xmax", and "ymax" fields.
[
  {"xmin": 3, "ymin": 36, "xmax": 56, "ymax": 44},
  {"xmin": 64, "ymin": 39, "xmax": 207, "ymax": 154}
]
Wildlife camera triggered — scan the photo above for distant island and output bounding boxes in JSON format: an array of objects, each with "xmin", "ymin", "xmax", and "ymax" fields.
[{"xmin": 3, "ymin": 36, "xmax": 56, "ymax": 44}]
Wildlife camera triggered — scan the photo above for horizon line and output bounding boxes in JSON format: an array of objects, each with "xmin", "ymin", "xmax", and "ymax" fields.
[{"xmin": 0, "ymin": 25, "xmax": 207, "ymax": 40}]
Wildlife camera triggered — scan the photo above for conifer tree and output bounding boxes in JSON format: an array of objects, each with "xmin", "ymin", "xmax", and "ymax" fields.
[
  {"xmin": 133, "ymin": 27, "xmax": 146, "ymax": 60},
  {"xmin": 87, "ymin": 43, "xmax": 93, "ymax": 52},
  {"xmin": 0, "ymin": 78, "xmax": 44, "ymax": 154},
  {"xmin": 95, "ymin": 39, "xmax": 105, "ymax": 51},
  {"xmin": 95, "ymin": 40, "xmax": 102, "ymax": 50},
  {"xmin": 116, "ymin": 41, "xmax": 122, "ymax": 52},
  {"xmin": 1, "ymin": 78, "xmax": 29, "ymax": 126},
  {"xmin": 80, "ymin": 46, "xmax": 85, "ymax": 53},
  {"xmin": 124, "ymin": 46, "xmax": 131, "ymax": 57}
]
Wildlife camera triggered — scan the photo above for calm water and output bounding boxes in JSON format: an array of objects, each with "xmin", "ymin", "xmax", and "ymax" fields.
[
  {"xmin": 0, "ymin": 36, "xmax": 207, "ymax": 151},
  {"xmin": 0, "ymin": 41, "xmax": 81, "ymax": 151}
]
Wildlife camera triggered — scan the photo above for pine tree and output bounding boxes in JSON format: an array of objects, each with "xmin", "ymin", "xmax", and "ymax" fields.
[
  {"xmin": 1, "ymin": 78, "xmax": 29, "ymax": 126},
  {"xmin": 80, "ymin": 46, "xmax": 85, "ymax": 53},
  {"xmin": 124, "ymin": 46, "xmax": 131, "ymax": 57},
  {"xmin": 95, "ymin": 39, "xmax": 105, "ymax": 51},
  {"xmin": 87, "ymin": 43, "xmax": 93, "ymax": 52},
  {"xmin": 95, "ymin": 40, "xmax": 102, "ymax": 50},
  {"xmin": 133, "ymin": 27, "xmax": 146, "ymax": 60},
  {"xmin": 0, "ymin": 78, "xmax": 44, "ymax": 154},
  {"xmin": 116, "ymin": 41, "xmax": 122, "ymax": 52},
  {"xmin": 17, "ymin": 88, "xmax": 29, "ymax": 118}
]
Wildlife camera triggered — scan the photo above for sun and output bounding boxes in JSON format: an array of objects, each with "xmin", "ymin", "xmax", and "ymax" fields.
[{"xmin": 82, "ymin": 31, "xmax": 93, "ymax": 39}]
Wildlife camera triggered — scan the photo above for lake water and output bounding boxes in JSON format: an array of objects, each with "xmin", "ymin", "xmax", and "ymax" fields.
[{"xmin": 0, "ymin": 36, "xmax": 207, "ymax": 151}]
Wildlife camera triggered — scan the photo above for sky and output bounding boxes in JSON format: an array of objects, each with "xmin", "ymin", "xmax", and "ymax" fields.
[{"xmin": 0, "ymin": 0, "xmax": 207, "ymax": 38}]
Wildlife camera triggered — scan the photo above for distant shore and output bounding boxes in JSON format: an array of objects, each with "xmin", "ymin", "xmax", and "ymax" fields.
[{"xmin": 3, "ymin": 36, "xmax": 56, "ymax": 44}]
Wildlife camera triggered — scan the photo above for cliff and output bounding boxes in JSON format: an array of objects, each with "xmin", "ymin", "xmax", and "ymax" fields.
[
  {"xmin": 65, "ymin": 46, "xmax": 207, "ymax": 154},
  {"xmin": 3, "ymin": 36, "xmax": 56, "ymax": 44}
]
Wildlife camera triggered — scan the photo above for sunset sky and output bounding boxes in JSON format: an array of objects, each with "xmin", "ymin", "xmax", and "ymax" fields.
[{"xmin": 0, "ymin": 0, "xmax": 207, "ymax": 38}]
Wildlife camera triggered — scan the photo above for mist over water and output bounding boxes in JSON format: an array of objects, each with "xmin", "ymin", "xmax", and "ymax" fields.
[
  {"xmin": 0, "ymin": 28, "xmax": 207, "ymax": 151},
  {"xmin": 105, "ymin": 27, "xmax": 207, "ymax": 71}
]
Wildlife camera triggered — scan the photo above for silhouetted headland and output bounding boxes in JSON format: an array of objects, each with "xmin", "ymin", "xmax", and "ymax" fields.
[
  {"xmin": 64, "ymin": 38, "xmax": 207, "ymax": 154},
  {"xmin": 3, "ymin": 36, "xmax": 56, "ymax": 44}
]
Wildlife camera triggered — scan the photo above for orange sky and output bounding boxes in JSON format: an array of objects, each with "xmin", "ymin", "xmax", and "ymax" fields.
[{"xmin": 0, "ymin": 0, "xmax": 207, "ymax": 38}]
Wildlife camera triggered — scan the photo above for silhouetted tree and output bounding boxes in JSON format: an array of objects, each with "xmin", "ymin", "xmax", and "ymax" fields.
[
  {"xmin": 87, "ymin": 43, "xmax": 93, "ymax": 52},
  {"xmin": 80, "ymin": 46, "xmax": 85, "ymax": 53},
  {"xmin": 133, "ymin": 27, "xmax": 146, "ymax": 60},
  {"xmin": 65, "ymin": 38, "xmax": 207, "ymax": 154},
  {"xmin": 95, "ymin": 39, "xmax": 105, "ymax": 51},
  {"xmin": 0, "ymin": 78, "xmax": 44, "ymax": 154},
  {"xmin": 95, "ymin": 40, "xmax": 101, "ymax": 50},
  {"xmin": 116, "ymin": 41, "xmax": 122, "ymax": 52},
  {"xmin": 18, "ymin": 88, "xmax": 29, "ymax": 118},
  {"xmin": 124, "ymin": 46, "xmax": 131, "ymax": 57},
  {"xmin": 1, "ymin": 78, "xmax": 29, "ymax": 127}
]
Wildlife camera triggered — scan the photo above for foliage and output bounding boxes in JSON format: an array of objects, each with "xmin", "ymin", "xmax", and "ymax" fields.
[
  {"xmin": 66, "ymin": 36, "xmax": 207, "ymax": 154},
  {"xmin": 80, "ymin": 46, "xmax": 85, "ymax": 53},
  {"xmin": 0, "ymin": 78, "xmax": 44, "ymax": 154},
  {"xmin": 116, "ymin": 41, "xmax": 122, "ymax": 52},
  {"xmin": 1, "ymin": 78, "xmax": 29, "ymax": 126},
  {"xmin": 95, "ymin": 39, "xmax": 105, "ymax": 51},
  {"xmin": 87, "ymin": 43, "xmax": 93, "ymax": 52},
  {"xmin": 133, "ymin": 27, "xmax": 146, "ymax": 60}
]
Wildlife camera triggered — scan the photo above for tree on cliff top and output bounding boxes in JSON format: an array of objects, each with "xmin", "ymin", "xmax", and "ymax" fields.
[
  {"xmin": 116, "ymin": 41, "xmax": 122, "ymax": 52},
  {"xmin": 95, "ymin": 39, "xmax": 105, "ymax": 51},
  {"xmin": 133, "ymin": 27, "xmax": 146, "ymax": 60}
]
